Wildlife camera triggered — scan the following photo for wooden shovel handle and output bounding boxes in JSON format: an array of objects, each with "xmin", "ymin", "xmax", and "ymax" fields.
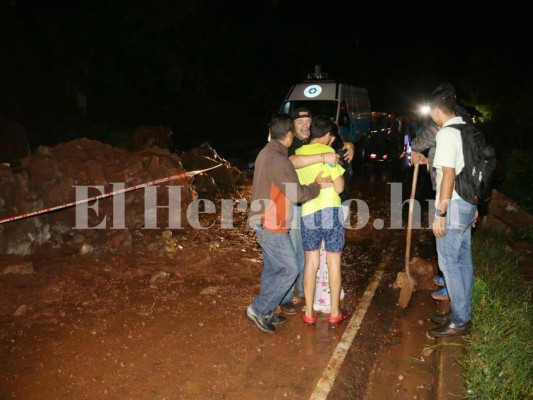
[{"xmin": 405, "ymin": 163, "xmax": 419, "ymax": 272}]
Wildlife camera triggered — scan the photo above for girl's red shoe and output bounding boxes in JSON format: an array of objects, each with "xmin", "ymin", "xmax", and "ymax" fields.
[
  {"xmin": 328, "ymin": 310, "xmax": 350, "ymax": 327},
  {"xmin": 302, "ymin": 312, "xmax": 317, "ymax": 326}
]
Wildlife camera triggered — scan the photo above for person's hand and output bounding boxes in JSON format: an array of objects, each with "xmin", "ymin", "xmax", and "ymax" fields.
[
  {"xmin": 432, "ymin": 216, "xmax": 446, "ymax": 237},
  {"xmin": 342, "ymin": 142, "xmax": 355, "ymax": 163},
  {"xmin": 410, "ymin": 151, "xmax": 428, "ymax": 165},
  {"xmin": 472, "ymin": 209, "xmax": 479, "ymax": 228},
  {"xmin": 323, "ymin": 153, "xmax": 340, "ymax": 166},
  {"xmin": 314, "ymin": 171, "xmax": 332, "ymax": 189}
]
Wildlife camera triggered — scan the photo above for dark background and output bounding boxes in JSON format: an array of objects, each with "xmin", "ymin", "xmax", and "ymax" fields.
[{"xmin": 0, "ymin": 0, "xmax": 531, "ymax": 161}]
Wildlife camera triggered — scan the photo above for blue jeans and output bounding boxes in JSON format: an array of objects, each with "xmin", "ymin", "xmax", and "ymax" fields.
[
  {"xmin": 281, "ymin": 205, "xmax": 305, "ymax": 303},
  {"xmin": 435, "ymin": 198, "xmax": 477, "ymax": 326},
  {"xmin": 251, "ymin": 227, "xmax": 299, "ymax": 317}
]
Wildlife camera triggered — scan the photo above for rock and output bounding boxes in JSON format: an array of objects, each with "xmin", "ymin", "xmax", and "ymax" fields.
[
  {"xmin": 421, "ymin": 347, "xmax": 435, "ymax": 358},
  {"xmin": 149, "ymin": 271, "xmax": 171, "ymax": 283},
  {"xmin": 108, "ymin": 230, "xmax": 132, "ymax": 253},
  {"xmin": 504, "ymin": 203, "xmax": 517, "ymax": 212},
  {"xmin": 480, "ymin": 215, "xmax": 514, "ymax": 238},
  {"xmin": 409, "ymin": 257, "xmax": 438, "ymax": 291},
  {"xmin": 209, "ymin": 165, "xmax": 242, "ymax": 192},
  {"xmin": 200, "ymin": 286, "xmax": 219, "ymax": 295},
  {"xmin": 193, "ymin": 173, "xmax": 219, "ymax": 198},
  {"xmin": 484, "ymin": 189, "xmax": 533, "ymax": 236},
  {"xmin": 13, "ymin": 304, "xmax": 27, "ymax": 317},
  {"xmin": 1, "ymin": 260, "xmax": 34, "ymax": 275},
  {"xmin": 79, "ymin": 243, "xmax": 93, "ymax": 255},
  {"xmin": 164, "ymin": 240, "xmax": 178, "ymax": 253},
  {"xmin": 161, "ymin": 230, "xmax": 173, "ymax": 240},
  {"xmin": 181, "ymin": 152, "xmax": 219, "ymax": 172},
  {"xmin": 181, "ymin": 142, "xmax": 244, "ymax": 192},
  {"xmin": 51, "ymin": 223, "xmax": 71, "ymax": 235},
  {"xmin": 187, "ymin": 142, "xmax": 225, "ymax": 161},
  {"xmin": 0, "ymin": 165, "xmax": 49, "ymax": 255},
  {"xmin": 35, "ymin": 146, "xmax": 53, "ymax": 156}
]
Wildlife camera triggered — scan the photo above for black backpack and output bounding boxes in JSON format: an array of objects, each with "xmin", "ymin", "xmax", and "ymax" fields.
[{"xmin": 448, "ymin": 124, "xmax": 497, "ymax": 206}]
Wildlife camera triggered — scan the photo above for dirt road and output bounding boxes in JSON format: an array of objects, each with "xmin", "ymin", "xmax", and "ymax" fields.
[{"xmin": 1, "ymin": 162, "xmax": 441, "ymax": 399}]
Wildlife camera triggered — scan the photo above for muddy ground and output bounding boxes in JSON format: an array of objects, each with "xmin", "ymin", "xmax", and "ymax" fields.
[{"xmin": 1, "ymin": 161, "xmax": 530, "ymax": 400}]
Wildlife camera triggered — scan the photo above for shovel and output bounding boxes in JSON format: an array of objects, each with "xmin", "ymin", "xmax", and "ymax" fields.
[{"xmin": 398, "ymin": 163, "xmax": 419, "ymax": 308}]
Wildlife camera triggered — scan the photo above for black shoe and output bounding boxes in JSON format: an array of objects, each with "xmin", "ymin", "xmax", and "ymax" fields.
[
  {"xmin": 269, "ymin": 314, "xmax": 287, "ymax": 325},
  {"xmin": 429, "ymin": 312, "xmax": 451, "ymax": 325},
  {"xmin": 279, "ymin": 301, "xmax": 297, "ymax": 315},
  {"xmin": 428, "ymin": 321, "xmax": 472, "ymax": 338},
  {"xmin": 246, "ymin": 306, "xmax": 275, "ymax": 334}
]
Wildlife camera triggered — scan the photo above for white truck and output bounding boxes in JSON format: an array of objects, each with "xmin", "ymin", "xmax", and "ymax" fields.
[{"xmin": 279, "ymin": 65, "xmax": 372, "ymax": 149}]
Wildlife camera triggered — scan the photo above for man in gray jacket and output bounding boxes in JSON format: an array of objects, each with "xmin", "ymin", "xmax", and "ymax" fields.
[{"xmin": 411, "ymin": 120, "xmax": 439, "ymax": 190}]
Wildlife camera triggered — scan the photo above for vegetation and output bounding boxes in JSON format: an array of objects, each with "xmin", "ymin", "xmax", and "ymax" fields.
[
  {"xmin": 459, "ymin": 55, "xmax": 533, "ymax": 213},
  {"xmin": 461, "ymin": 227, "xmax": 533, "ymax": 399},
  {"xmin": 500, "ymin": 150, "xmax": 533, "ymax": 214}
]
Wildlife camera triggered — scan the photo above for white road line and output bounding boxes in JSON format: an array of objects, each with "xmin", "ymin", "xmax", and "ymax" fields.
[{"xmin": 310, "ymin": 254, "xmax": 392, "ymax": 400}]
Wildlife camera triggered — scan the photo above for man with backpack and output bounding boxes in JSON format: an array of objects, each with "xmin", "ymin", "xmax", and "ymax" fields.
[
  {"xmin": 411, "ymin": 93, "xmax": 477, "ymax": 303},
  {"xmin": 426, "ymin": 83, "xmax": 478, "ymax": 338}
]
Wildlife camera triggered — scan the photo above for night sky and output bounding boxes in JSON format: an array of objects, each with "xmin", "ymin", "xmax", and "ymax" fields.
[{"xmin": 0, "ymin": 0, "xmax": 530, "ymax": 159}]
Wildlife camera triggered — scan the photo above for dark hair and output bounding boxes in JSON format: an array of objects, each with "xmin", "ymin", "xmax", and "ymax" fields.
[
  {"xmin": 330, "ymin": 121, "xmax": 350, "ymax": 167},
  {"xmin": 430, "ymin": 82, "xmax": 456, "ymax": 114},
  {"xmin": 310, "ymin": 115, "xmax": 334, "ymax": 139},
  {"xmin": 434, "ymin": 82, "xmax": 456, "ymax": 96},
  {"xmin": 269, "ymin": 113, "xmax": 293, "ymax": 140},
  {"xmin": 329, "ymin": 121, "xmax": 342, "ymax": 150}
]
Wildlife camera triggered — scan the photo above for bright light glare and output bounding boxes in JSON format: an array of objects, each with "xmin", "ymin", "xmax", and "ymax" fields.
[{"xmin": 420, "ymin": 105, "xmax": 430, "ymax": 115}]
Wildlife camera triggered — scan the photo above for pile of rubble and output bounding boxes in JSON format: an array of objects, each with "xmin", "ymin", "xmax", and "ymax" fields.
[{"xmin": 0, "ymin": 137, "xmax": 245, "ymax": 256}]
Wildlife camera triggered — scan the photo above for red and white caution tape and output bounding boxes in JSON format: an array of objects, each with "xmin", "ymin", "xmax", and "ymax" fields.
[{"xmin": 0, "ymin": 164, "xmax": 222, "ymax": 224}]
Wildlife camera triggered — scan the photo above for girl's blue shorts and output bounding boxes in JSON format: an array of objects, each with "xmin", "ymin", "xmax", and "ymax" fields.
[{"xmin": 301, "ymin": 207, "xmax": 345, "ymax": 253}]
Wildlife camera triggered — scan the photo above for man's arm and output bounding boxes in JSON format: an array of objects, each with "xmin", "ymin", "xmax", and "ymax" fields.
[
  {"xmin": 289, "ymin": 152, "xmax": 339, "ymax": 169},
  {"xmin": 433, "ymin": 166, "xmax": 455, "ymax": 237},
  {"xmin": 411, "ymin": 122, "xmax": 438, "ymax": 153},
  {"xmin": 273, "ymin": 159, "xmax": 326, "ymax": 204}
]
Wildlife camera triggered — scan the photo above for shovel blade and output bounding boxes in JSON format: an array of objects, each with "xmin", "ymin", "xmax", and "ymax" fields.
[{"xmin": 397, "ymin": 272, "xmax": 414, "ymax": 309}]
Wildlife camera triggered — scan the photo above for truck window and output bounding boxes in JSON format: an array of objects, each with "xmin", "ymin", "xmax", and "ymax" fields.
[{"xmin": 281, "ymin": 100, "xmax": 338, "ymax": 121}]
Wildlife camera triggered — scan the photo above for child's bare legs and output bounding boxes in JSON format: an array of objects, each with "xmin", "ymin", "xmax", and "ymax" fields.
[
  {"xmin": 326, "ymin": 251, "xmax": 342, "ymax": 318},
  {"xmin": 303, "ymin": 250, "xmax": 320, "ymax": 318}
]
